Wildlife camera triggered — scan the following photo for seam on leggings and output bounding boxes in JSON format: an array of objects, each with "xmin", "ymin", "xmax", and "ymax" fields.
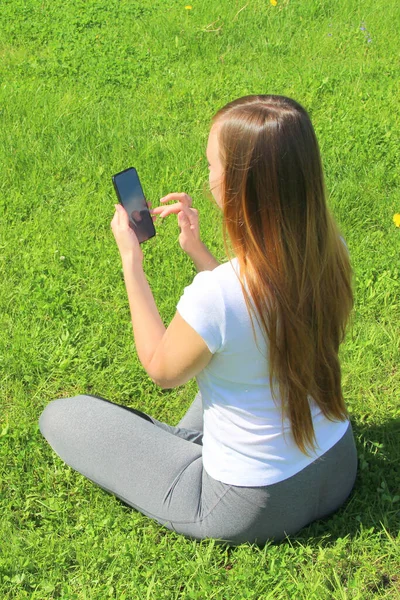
[
  {"xmin": 162, "ymin": 460, "xmax": 234, "ymax": 525},
  {"xmin": 163, "ymin": 457, "xmax": 201, "ymax": 509},
  {"xmin": 196, "ymin": 483, "xmax": 234, "ymax": 525},
  {"xmin": 169, "ymin": 482, "xmax": 234, "ymax": 526}
]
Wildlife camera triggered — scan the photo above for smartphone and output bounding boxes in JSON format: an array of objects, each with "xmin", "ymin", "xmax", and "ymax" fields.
[{"xmin": 112, "ymin": 167, "xmax": 156, "ymax": 244}]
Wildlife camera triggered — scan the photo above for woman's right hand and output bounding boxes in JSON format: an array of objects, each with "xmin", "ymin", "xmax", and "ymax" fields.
[{"xmin": 150, "ymin": 193, "xmax": 202, "ymax": 256}]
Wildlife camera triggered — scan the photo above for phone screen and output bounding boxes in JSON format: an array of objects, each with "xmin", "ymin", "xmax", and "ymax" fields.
[{"xmin": 112, "ymin": 167, "xmax": 156, "ymax": 244}]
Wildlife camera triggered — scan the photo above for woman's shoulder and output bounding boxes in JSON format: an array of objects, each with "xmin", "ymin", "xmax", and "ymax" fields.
[
  {"xmin": 214, "ymin": 257, "xmax": 240, "ymax": 278},
  {"xmin": 207, "ymin": 258, "xmax": 243, "ymax": 291}
]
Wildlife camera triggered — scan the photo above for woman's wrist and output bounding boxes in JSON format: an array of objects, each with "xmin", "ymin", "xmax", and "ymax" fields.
[
  {"xmin": 121, "ymin": 253, "xmax": 144, "ymax": 274},
  {"xmin": 188, "ymin": 242, "xmax": 220, "ymax": 271}
]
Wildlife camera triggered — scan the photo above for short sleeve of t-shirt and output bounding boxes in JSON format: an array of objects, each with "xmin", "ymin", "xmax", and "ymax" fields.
[{"xmin": 176, "ymin": 270, "xmax": 225, "ymax": 354}]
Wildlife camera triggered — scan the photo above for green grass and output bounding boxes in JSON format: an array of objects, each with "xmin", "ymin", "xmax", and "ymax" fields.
[{"xmin": 0, "ymin": 0, "xmax": 399, "ymax": 597}]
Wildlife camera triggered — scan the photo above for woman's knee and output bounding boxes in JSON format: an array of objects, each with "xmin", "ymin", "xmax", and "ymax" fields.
[
  {"xmin": 39, "ymin": 395, "xmax": 87, "ymax": 444},
  {"xmin": 40, "ymin": 398, "xmax": 65, "ymax": 438}
]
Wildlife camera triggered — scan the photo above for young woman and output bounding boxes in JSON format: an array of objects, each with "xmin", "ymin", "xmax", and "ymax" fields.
[{"xmin": 39, "ymin": 95, "xmax": 357, "ymax": 546}]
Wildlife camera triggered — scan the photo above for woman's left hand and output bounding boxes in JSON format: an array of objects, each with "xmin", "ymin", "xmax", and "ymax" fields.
[{"xmin": 111, "ymin": 204, "xmax": 143, "ymax": 265}]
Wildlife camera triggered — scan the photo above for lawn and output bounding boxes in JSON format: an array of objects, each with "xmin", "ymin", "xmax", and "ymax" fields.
[{"xmin": 0, "ymin": 0, "xmax": 399, "ymax": 598}]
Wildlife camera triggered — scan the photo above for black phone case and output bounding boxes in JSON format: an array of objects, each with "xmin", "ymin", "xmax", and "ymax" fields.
[{"xmin": 112, "ymin": 167, "xmax": 156, "ymax": 244}]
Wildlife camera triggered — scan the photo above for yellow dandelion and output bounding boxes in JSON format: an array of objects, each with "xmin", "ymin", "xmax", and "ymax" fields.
[
  {"xmin": 270, "ymin": 0, "xmax": 278, "ymax": 5},
  {"xmin": 393, "ymin": 213, "xmax": 400, "ymax": 227},
  {"xmin": 185, "ymin": 5, "xmax": 193, "ymax": 9}
]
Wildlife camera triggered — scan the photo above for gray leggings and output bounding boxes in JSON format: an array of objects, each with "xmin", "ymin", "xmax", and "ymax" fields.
[{"xmin": 39, "ymin": 392, "xmax": 357, "ymax": 546}]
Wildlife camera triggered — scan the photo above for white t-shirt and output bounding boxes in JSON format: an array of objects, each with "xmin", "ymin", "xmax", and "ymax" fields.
[{"xmin": 176, "ymin": 257, "xmax": 349, "ymax": 487}]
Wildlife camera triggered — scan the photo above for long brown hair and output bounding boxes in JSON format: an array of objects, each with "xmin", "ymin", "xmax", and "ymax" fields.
[{"xmin": 212, "ymin": 95, "xmax": 353, "ymax": 454}]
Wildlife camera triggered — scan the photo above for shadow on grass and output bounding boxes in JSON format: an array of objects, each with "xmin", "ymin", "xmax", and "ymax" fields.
[{"xmin": 295, "ymin": 417, "xmax": 400, "ymax": 546}]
